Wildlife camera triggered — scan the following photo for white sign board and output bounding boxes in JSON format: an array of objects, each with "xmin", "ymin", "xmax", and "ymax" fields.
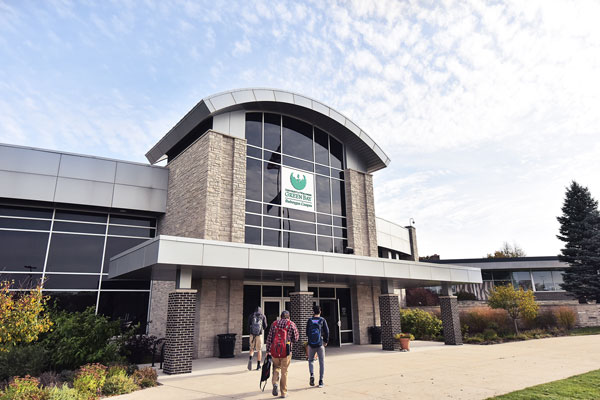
[{"xmin": 281, "ymin": 166, "xmax": 315, "ymax": 212}]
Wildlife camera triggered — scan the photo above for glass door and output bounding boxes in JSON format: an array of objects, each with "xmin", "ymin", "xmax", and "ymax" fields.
[
  {"xmin": 263, "ymin": 299, "xmax": 282, "ymax": 340},
  {"xmin": 319, "ymin": 299, "xmax": 340, "ymax": 347}
]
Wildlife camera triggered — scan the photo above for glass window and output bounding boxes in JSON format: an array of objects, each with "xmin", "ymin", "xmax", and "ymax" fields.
[
  {"xmin": 316, "ymin": 176, "xmax": 331, "ymax": 214},
  {"xmin": 245, "ymin": 112, "xmax": 262, "ymax": 147},
  {"xmin": 319, "ymin": 287, "xmax": 335, "ymax": 298},
  {"xmin": 282, "ymin": 156, "xmax": 314, "ymax": 172},
  {"xmin": 331, "ymin": 169, "xmax": 344, "ymax": 180},
  {"xmin": 245, "ymin": 227, "xmax": 261, "ymax": 245},
  {"xmin": 0, "ymin": 205, "xmax": 52, "ymax": 219},
  {"xmin": 317, "ymin": 236, "xmax": 333, "ymax": 252},
  {"xmin": 492, "ymin": 271, "xmax": 511, "ymax": 281},
  {"xmin": 283, "ymin": 208, "xmax": 315, "ymax": 222},
  {"xmin": 512, "ymin": 271, "xmax": 532, "ymax": 290},
  {"xmin": 333, "ymin": 227, "xmax": 346, "ymax": 238},
  {"xmin": 243, "ymin": 285, "xmax": 261, "ymax": 336},
  {"xmin": 317, "ymin": 213, "xmax": 332, "ymax": 225},
  {"xmin": 481, "ymin": 271, "xmax": 493, "ymax": 281},
  {"xmin": 55, "ymin": 210, "xmax": 107, "ymax": 223},
  {"xmin": 263, "ymin": 161, "xmax": 281, "ymax": 205},
  {"xmin": 333, "ymin": 238, "xmax": 347, "ymax": 254},
  {"xmin": 283, "ymin": 219, "xmax": 315, "ymax": 234},
  {"xmin": 262, "ymin": 285, "xmax": 282, "ymax": 297},
  {"xmin": 263, "ymin": 216, "xmax": 281, "ymax": 230},
  {"xmin": 532, "ymin": 270, "xmax": 554, "ymax": 291},
  {"xmin": 283, "ymin": 232, "xmax": 316, "ymax": 251},
  {"xmin": 308, "ymin": 287, "xmax": 318, "ymax": 297},
  {"xmin": 314, "ymin": 128, "xmax": 329, "ymax": 165},
  {"xmin": 245, "ymin": 213, "xmax": 261, "ymax": 227},
  {"xmin": 0, "ymin": 230, "xmax": 49, "ymax": 272},
  {"xmin": 44, "ymin": 274, "xmax": 100, "ymax": 290},
  {"xmin": 317, "ymin": 224, "xmax": 332, "ymax": 236},
  {"xmin": 331, "ymin": 179, "xmax": 345, "ymax": 216},
  {"xmin": 108, "ymin": 226, "xmax": 154, "ymax": 238},
  {"xmin": 46, "ymin": 234, "xmax": 105, "ymax": 273},
  {"xmin": 337, "ymin": 287, "xmax": 353, "ymax": 331},
  {"xmin": 282, "ymin": 116, "xmax": 313, "ymax": 161},
  {"xmin": 264, "ymin": 113, "xmax": 281, "ymax": 152},
  {"xmin": 100, "ymin": 277, "xmax": 150, "ymax": 290},
  {"xmin": 46, "ymin": 291, "xmax": 98, "ymax": 312},
  {"xmin": 109, "ymin": 215, "xmax": 156, "ymax": 228},
  {"xmin": 0, "ymin": 273, "xmax": 43, "ymax": 288},
  {"xmin": 264, "ymin": 150, "xmax": 281, "ymax": 164},
  {"xmin": 0, "ymin": 218, "xmax": 51, "ymax": 230},
  {"xmin": 54, "ymin": 221, "xmax": 106, "ymax": 234},
  {"xmin": 283, "ymin": 286, "xmax": 294, "ymax": 297},
  {"xmin": 315, "ymin": 164, "xmax": 330, "ymax": 176},
  {"xmin": 103, "ymin": 237, "xmax": 147, "ymax": 273},
  {"xmin": 246, "ymin": 201, "xmax": 262, "ymax": 214},
  {"xmin": 98, "ymin": 291, "xmax": 149, "ymax": 326},
  {"xmin": 246, "ymin": 158, "xmax": 262, "ymax": 201},
  {"xmin": 333, "ymin": 216, "xmax": 346, "ymax": 227},
  {"xmin": 330, "ymin": 137, "xmax": 343, "ymax": 169},
  {"xmin": 263, "ymin": 204, "xmax": 281, "ymax": 217},
  {"xmin": 552, "ymin": 271, "xmax": 564, "ymax": 290},
  {"xmin": 247, "ymin": 145, "xmax": 261, "ymax": 158},
  {"xmin": 263, "ymin": 229, "xmax": 281, "ymax": 247}
]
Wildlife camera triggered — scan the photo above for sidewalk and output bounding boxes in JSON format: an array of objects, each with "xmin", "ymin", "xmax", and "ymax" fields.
[{"xmin": 119, "ymin": 335, "xmax": 600, "ymax": 400}]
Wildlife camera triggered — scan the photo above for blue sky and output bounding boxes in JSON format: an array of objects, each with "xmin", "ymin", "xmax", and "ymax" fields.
[{"xmin": 2, "ymin": 0, "xmax": 600, "ymax": 258}]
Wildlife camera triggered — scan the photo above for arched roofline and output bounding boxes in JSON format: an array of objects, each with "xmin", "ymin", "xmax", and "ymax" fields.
[{"xmin": 146, "ymin": 88, "xmax": 390, "ymax": 172}]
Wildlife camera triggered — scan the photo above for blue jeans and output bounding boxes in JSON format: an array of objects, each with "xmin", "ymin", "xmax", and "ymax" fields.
[{"xmin": 307, "ymin": 345, "xmax": 325, "ymax": 380}]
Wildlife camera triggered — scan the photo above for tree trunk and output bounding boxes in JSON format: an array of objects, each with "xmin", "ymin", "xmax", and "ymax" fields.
[{"xmin": 513, "ymin": 318, "xmax": 519, "ymax": 335}]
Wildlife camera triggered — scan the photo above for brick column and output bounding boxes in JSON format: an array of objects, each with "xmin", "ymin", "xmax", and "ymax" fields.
[
  {"xmin": 379, "ymin": 294, "xmax": 402, "ymax": 351},
  {"xmin": 440, "ymin": 296, "xmax": 463, "ymax": 345},
  {"xmin": 163, "ymin": 289, "xmax": 197, "ymax": 374},
  {"xmin": 289, "ymin": 292, "xmax": 313, "ymax": 360}
]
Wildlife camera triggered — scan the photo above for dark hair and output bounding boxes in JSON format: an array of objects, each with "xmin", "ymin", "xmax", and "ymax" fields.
[
  {"xmin": 313, "ymin": 305, "xmax": 321, "ymax": 315},
  {"xmin": 281, "ymin": 310, "xmax": 290, "ymax": 319}
]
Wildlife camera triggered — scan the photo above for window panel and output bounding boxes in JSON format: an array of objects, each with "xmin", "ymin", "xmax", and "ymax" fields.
[
  {"xmin": 481, "ymin": 271, "xmax": 493, "ymax": 281},
  {"xmin": 264, "ymin": 113, "xmax": 281, "ymax": 152},
  {"xmin": 317, "ymin": 213, "xmax": 332, "ymax": 225},
  {"xmin": 247, "ymin": 146, "xmax": 261, "ymax": 158},
  {"xmin": 333, "ymin": 216, "xmax": 346, "ymax": 227},
  {"xmin": 46, "ymin": 291, "xmax": 98, "ymax": 313},
  {"xmin": 317, "ymin": 224, "xmax": 332, "ymax": 236},
  {"xmin": 319, "ymin": 287, "xmax": 335, "ymax": 298},
  {"xmin": 245, "ymin": 213, "xmax": 261, "ymax": 227},
  {"xmin": 333, "ymin": 238, "xmax": 347, "ymax": 254},
  {"xmin": 55, "ymin": 210, "xmax": 107, "ymax": 223},
  {"xmin": 282, "ymin": 156, "xmax": 314, "ymax": 172},
  {"xmin": 282, "ymin": 116, "xmax": 313, "ymax": 161},
  {"xmin": 54, "ymin": 221, "xmax": 106, "ymax": 234},
  {"xmin": 263, "ymin": 161, "xmax": 281, "ymax": 204},
  {"xmin": 262, "ymin": 229, "xmax": 281, "ymax": 247},
  {"xmin": 331, "ymin": 169, "xmax": 344, "ymax": 180},
  {"xmin": 330, "ymin": 137, "xmax": 343, "ymax": 169},
  {"xmin": 243, "ymin": 285, "xmax": 261, "ymax": 336},
  {"xmin": 552, "ymin": 271, "xmax": 564, "ymax": 289},
  {"xmin": 246, "ymin": 201, "xmax": 262, "ymax": 214},
  {"xmin": 44, "ymin": 273, "xmax": 100, "ymax": 290},
  {"xmin": 317, "ymin": 236, "xmax": 333, "ymax": 252},
  {"xmin": 283, "ymin": 219, "xmax": 315, "ymax": 234},
  {"xmin": 264, "ymin": 150, "xmax": 281, "ymax": 164},
  {"xmin": 315, "ymin": 164, "xmax": 330, "ymax": 176},
  {"xmin": 262, "ymin": 285, "xmax": 282, "ymax": 297},
  {"xmin": 532, "ymin": 270, "xmax": 554, "ymax": 291},
  {"xmin": 46, "ymin": 233, "xmax": 105, "ymax": 273},
  {"xmin": 0, "ymin": 230, "xmax": 49, "ymax": 272},
  {"xmin": 283, "ymin": 208, "xmax": 315, "ymax": 222},
  {"xmin": 512, "ymin": 271, "xmax": 532, "ymax": 290},
  {"xmin": 246, "ymin": 158, "xmax": 262, "ymax": 201},
  {"xmin": 263, "ymin": 204, "xmax": 281, "ymax": 217},
  {"xmin": 103, "ymin": 237, "xmax": 147, "ymax": 273},
  {"xmin": 492, "ymin": 271, "xmax": 511, "ymax": 281},
  {"xmin": 245, "ymin": 226, "xmax": 261, "ymax": 245},
  {"xmin": 0, "ymin": 205, "xmax": 52, "ymax": 219},
  {"xmin": 0, "ymin": 273, "xmax": 43, "ymax": 288},
  {"xmin": 100, "ymin": 276, "xmax": 150, "ymax": 290},
  {"xmin": 0, "ymin": 218, "xmax": 51, "ymax": 230},
  {"xmin": 333, "ymin": 227, "xmax": 346, "ymax": 238},
  {"xmin": 109, "ymin": 215, "xmax": 156, "ymax": 228},
  {"xmin": 331, "ymin": 179, "xmax": 345, "ymax": 216},
  {"xmin": 314, "ymin": 127, "xmax": 329, "ymax": 165},
  {"xmin": 245, "ymin": 112, "xmax": 262, "ymax": 147},
  {"xmin": 98, "ymin": 291, "xmax": 149, "ymax": 326},
  {"xmin": 316, "ymin": 175, "xmax": 331, "ymax": 214},
  {"xmin": 283, "ymin": 232, "xmax": 316, "ymax": 251},
  {"xmin": 108, "ymin": 226, "xmax": 154, "ymax": 238},
  {"xmin": 263, "ymin": 216, "xmax": 281, "ymax": 230}
]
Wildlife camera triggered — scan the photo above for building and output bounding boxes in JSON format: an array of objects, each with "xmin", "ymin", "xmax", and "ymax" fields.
[{"xmin": 0, "ymin": 88, "xmax": 481, "ymax": 374}]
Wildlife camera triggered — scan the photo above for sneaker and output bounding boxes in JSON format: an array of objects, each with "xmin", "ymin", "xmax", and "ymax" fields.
[
  {"xmin": 280, "ymin": 394, "xmax": 287, "ymax": 398},
  {"xmin": 247, "ymin": 359, "xmax": 252, "ymax": 371},
  {"xmin": 256, "ymin": 362, "xmax": 261, "ymax": 370},
  {"xmin": 272, "ymin": 384, "xmax": 279, "ymax": 397},
  {"xmin": 310, "ymin": 376, "xmax": 315, "ymax": 386},
  {"xmin": 318, "ymin": 380, "xmax": 324, "ymax": 388}
]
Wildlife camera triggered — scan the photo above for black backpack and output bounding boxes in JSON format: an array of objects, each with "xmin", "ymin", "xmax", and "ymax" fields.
[
  {"xmin": 260, "ymin": 354, "xmax": 272, "ymax": 391},
  {"xmin": 250, "ymin": 314, "xmax": 262, "ymax": 335},
  {"xmin": 307, "ymin": 317, "xmax": 324, "ymax": 348}
]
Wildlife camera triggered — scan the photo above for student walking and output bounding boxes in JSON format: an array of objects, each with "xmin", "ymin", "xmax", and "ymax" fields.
[
  {"xmin": 265, "ymin": 310, "xmax": 299, "ymax": 398},
  {"xmin": 306, "ymin": 305, "xmax": 329, "ymax": 388},
  {"xmin": 248, "ymin": 306, "xmax": 268, "ymax": 370}
]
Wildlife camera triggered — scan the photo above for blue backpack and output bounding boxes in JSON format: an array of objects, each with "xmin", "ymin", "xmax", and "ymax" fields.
[{"xmin": 308, "ymin": 317, "xmax": 324, "ymax": 348}]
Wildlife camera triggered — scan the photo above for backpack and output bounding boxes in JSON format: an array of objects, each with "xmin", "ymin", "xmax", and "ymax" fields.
[
  {"xmin": 250, "ymin": 314, "xmax": 263, "ymax": 336},
  {"xmin": 307, "ymin": 317, "xmax": 324, "ymax": 348},
  {"xmin": 259, "ymin": 354, "xmax": 272, "ymax": 391},
  {"xmin": 270, "ymin": 320, "xmax": 290, "ymax": 358}
]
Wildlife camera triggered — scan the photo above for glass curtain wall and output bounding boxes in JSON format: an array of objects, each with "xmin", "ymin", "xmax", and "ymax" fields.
[
  {"xmin": 0, "ymin": 204, "xmax": 153, "ymax": 324},
  {"xmin": 481, "ymin": 269, "xmax": 565, "ymax": 292},
  {"xmin": 245, "ymin": 112, "xmax": 348, "ymax": 253}
]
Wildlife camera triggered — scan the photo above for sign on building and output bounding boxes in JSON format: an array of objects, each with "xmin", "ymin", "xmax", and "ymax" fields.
[{"xmin": 281, "ymin": 166, "xmax": 315, "ymax": 212}]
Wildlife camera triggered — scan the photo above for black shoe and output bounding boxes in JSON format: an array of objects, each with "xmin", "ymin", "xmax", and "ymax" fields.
[
  {"xmin": 247, "ymin": 359, "xmax": 252, "ymax": 371},
  {"xmin": 272, "ymin": 384, "xmax": 279, "ymax": 396},
  {"xmin": 318, "ymin": 380, "xmax": 324, "ymax": 388},
  {"xmin": 256, "ymin": 362, "xmax": 261, "ymax": 370},
  {"xmin": 310, "ymin": 376, "xmax": 315, "ymax": 386}
]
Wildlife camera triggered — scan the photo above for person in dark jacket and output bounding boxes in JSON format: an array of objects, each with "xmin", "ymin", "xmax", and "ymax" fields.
[
  {"xmin": 247, "ymin": 306, "xmax": 268, "ymax": 370},
  {"xmin": 306, "ymin": 305, "xmax": 329, "ymax": 388}
]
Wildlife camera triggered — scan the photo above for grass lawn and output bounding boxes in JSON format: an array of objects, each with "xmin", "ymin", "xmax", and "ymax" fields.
[
  {"xmin": 570, "ymin": 326, "xmax": 600, "ymax": 336},
  {"xmin": 488, "ymin": 369, "xmax": 600, "ymax": 400}
]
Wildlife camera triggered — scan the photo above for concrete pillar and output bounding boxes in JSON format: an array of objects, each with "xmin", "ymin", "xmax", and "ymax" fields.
[
  {"xmin": 289, "ymin": 291, "xmax": 313, "ymax": 360},
  {"xmin": 405, "ymin": 226, "xmax": 419, "ymax": 261},
  {"xmin": 378, "ymin": 293, "xmax": 402, "ymax": 351},
  {"xmin": 163, "ymin": 289, "xmax": 197, "ymax": 374},
  {"xmin": 440, "ymin": 283, "xmax": 462, "ymax": 345}
]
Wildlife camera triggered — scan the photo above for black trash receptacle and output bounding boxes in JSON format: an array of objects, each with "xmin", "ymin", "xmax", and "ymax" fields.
[
  {"xmin": 217, "ymin": 333, "xmax": 237, "ymax": 358},
  {"xmin": 368, "ymin": 326, "xmax": 382, "ymax": 344}
]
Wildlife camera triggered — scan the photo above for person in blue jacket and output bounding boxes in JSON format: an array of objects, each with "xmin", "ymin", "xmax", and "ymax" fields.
[{"xmin": 306, "ymin": 305, "xmax": 329, "ymax": 388}]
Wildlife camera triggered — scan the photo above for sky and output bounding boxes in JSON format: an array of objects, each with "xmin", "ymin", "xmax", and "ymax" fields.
[{"xmin": 1, "ymin": 0, "xmax": 600, "ymax": 259}]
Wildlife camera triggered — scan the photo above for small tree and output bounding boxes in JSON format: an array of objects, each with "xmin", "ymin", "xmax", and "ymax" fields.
[
  {"xmin": 486, "ymin": 242, "xmax": 526, "ymax": 258},
  {"xmin": 487, "ymin": 284, "xmax": 538, "ymax": 334},
  {"xmin": 0, "ymin": 280, "xmax": 52, "ymax": 351}
]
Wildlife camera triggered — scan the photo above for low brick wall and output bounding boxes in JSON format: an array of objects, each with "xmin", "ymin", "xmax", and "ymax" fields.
[{"xmin": 410, "ymin": 301, "xmax": 600, "ymax": 328}]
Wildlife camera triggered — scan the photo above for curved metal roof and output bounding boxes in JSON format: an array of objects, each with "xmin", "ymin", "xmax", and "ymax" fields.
[{"xmin": 146, "ymin": 88, "xmax": 390, "ymax": 172}]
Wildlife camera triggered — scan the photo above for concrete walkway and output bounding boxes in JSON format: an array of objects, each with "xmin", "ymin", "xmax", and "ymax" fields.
[{"xmin": 118, "ymin": 335, "xmax": 600, "ymax": 400}]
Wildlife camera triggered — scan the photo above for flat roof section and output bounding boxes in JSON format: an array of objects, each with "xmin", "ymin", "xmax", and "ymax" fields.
[
  {"xmin": 108, "ymin": 235, "xmax": 482, "ymax": 287},
  {"xmin": 146, "ymin": 88, "xmax": 391, "ymax": 173}
]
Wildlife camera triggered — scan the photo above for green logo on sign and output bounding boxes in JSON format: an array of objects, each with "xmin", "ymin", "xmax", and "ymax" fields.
[{"xmin": 290, "ymin": 173, "xmax": 307, "ymax": 190}]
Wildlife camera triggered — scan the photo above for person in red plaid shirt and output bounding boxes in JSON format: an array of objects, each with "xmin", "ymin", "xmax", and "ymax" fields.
[{"xmin": 265, "ymin": 310, "xmax": 299, "ymax": 398}]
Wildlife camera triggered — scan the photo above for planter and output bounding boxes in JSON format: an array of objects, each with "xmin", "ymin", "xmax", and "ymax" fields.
[{"xmin": 398, "ymin": 338, "xmax": 410, "ymax": 351}]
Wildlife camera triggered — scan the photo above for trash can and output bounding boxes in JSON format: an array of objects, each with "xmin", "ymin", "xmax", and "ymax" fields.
[
  {"xmin": 217, "ymin": 333, "xmax": 237, "ymax": 358},
  {"xmin": 368, "ymin": 326, "xmax": 382, "ymax": 344}
]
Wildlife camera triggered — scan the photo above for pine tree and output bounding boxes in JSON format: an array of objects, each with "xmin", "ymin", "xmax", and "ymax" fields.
[{"xmin": 556, "ymin": 181, "xmax": 600, "ymax": 302}]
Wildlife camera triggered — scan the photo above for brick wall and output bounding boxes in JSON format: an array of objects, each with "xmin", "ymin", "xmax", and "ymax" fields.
[
  {"xmin": 289, "ymin": 292, "xmax": 314, "ymax": 360},
  {"xmin": 351, "ymin": 282, "xmax": 381, "ymax": 344},
  {"xmin": 148, "ymin": 280, "xmax": 176, "ymax": 338},
  {"xmin": 344, "ymin": 169, "xmax": 378, "ymax": 257},
  {"xmin": 379, "ymin": 294, "xmax": 402, "ymax": 351},
  {"xmin": 163, "ymin": 290, "xmax": 197, "ymax": 374},
  {"xmin": 439, "ymin": 296, "xmax": 462, "ymax": 345}
]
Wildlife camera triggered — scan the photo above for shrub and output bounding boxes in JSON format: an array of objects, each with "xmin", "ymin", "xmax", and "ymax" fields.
[
  {"xmin": 123, "ymin": 334, "xmax": 157, "ymax": 364},
  {"xmin": 58, "ymin": 371, "xmax": 75, "ymax": 387},
  {"xmin": 523, "ymin": 329, "xmax": 551, "ymax": 339},
  {"xmin": 400, "ymin": 309, "xmax": 442, "ymax": 340},
  {"xmin": 41, "ymin": 308, "xmax": 125, "ymax": 371},
  {"xmin": 488, "ymin": 285, "xmax": 538, "ymax": 334},
  {"xmin": 106, "ymin": 365, "xmax": 127, "ymax": 379},
  {"xmin": 482, "ymin": 329, "xmax": 498, "ymax": 341},
  {"xmin": 101, "ymin": 369, "xmax": 138, "ymax": 396},
  {"xmin": 1, "ymin": 376, "xmax": 46, "ymax": 400},
  {"xmin": 46, "ymin": 384, "xmax": 81, "ymax": 400},
  {"xmin": 39, "ymin": 371, "xmax": 62, "ymax": 388},
  {"xmin": 132, "ymin": 367, "xmax": 157, "ymax": 388},
  {"xmin": 464, "ymin": 335, "xmax": 484, "ymax": 344},
  {"xmin": 460, "ymin": 307, "xmax": 512, "ymax": 335},
  {"xmin": 555, "ymin": 307, "xmax": 576, "ymax": 330},
  {"xmin": 72, "ymin": 364, "xmax": 107, "ymax": 399},
  {"xmin": 531, "ymin": 309, "xmax": 558, "ymax": 330},
  {"xmin": 405, "ymin": 288, "xmax": 439, "ymax": 306},
  {"xmin": 457, "ymin": 291, "xmax": 477, "ymax": 301},
  {"xmin": 0, "ymin": 343, "xmax": 49, "ymax": 381}
]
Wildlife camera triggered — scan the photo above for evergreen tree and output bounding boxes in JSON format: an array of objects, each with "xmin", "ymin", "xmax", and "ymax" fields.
[{"xmin": 556, "ymin": 181, "xmax": 600, "ymax": 302}]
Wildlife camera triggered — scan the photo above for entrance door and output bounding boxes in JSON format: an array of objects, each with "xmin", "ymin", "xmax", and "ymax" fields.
[
  {"xmin": 263, "ymin": 300, "xmax": 281, "ymax": 340},
  {"xmin": 319, "ymin": 299, "xmax": 340, "ymax": 347}
]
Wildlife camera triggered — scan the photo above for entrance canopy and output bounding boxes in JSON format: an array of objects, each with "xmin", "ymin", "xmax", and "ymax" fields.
[{"xmin": 108, "ymin": 235, "xmax": 481, "ymax": 287}]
